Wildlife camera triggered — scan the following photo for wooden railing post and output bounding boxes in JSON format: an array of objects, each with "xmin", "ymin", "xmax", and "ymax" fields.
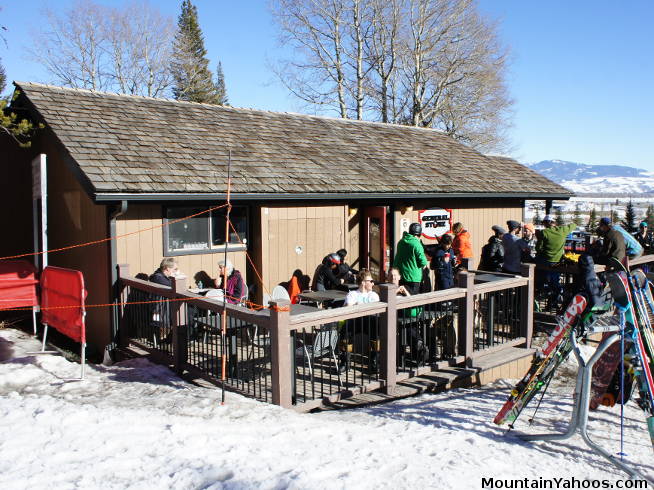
[
  {"xmin": 270, "ymin": 300, "xmax": 292, "ymax": 408},
  {"xmin": 116, "ymin": 264, "xmax": 130, "ymax": 348},
  {"xmin": 378, "ymin": 283, "xmax": 398, "ymax": 394},
  {"xmin": 171, "ymin": 275, "xmax": 187, "ymax": 374},
  {"xmin": 520, "ymin": 263, "xmax": 535, "ymax": 348},
  {"xmin": 457, "ymin": 270, "xmax": 475, "ymax": 366}
]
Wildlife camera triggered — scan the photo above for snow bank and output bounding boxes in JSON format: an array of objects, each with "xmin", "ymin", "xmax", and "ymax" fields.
[{"xmin": 0, "ymin": 328, "xmax": 652, "ymax": 489}]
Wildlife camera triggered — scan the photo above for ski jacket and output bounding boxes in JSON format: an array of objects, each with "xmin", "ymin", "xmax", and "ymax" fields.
[
  {"xmin": 394, "ymin": 232, "xmax": 428, "ymax": 283},
  {"xmin": 216, "ymin": 270, "xmax": 244, "ymax": 304},
  {"xmin": 432, "ymin": 248, "xmax": 454, "ymax": 290},
  {"xmin": 314, "ymin": 264, "xmax": 340, "ymax": 291},
  {"xmin": 479, "ymin": 236, "xmax": 504, "ymax": 272},
  {"xmin": 535, "ymin": 223, "xmax": 576, "ymax": 263},
  {"xmin": 597, "ymin": 227, "xmax": 625, "ymax": 265},
  {"xmin": 613, "ymin": 225, "xmax": 643, "ymax": 258},
  {"xmin": 452, "ymin": 230, "xmax": 473, "ymax": 260},
  {"xmin": 502, "ymin": 233, "xmax": 529, "ymax": 274},
  {"xmin": 634, "ymin": 230, "xmax": 654, "ymax": 252},
  {"xmin": 576, "ymin": 254, "xmax": 604, "ymax": 309},
  {"xmin": 149, "ymin": 268, "xmax": 172, "ymax": 288}
]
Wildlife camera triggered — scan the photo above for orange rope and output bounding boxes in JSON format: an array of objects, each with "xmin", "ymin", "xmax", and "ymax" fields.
[
  {"xmin": 0, "ymin": 203, "xmax": 229, "ymax": 261},
  {"xmin": 227, "ymin": 219, "xmax": 270, "ymax": 296}
]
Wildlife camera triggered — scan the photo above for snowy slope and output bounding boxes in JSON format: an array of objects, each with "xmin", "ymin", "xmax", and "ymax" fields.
[
  {"xmin": 0, "ymin": 328, "xmax": 652, "ymax": 489},
  {"xmin": 525, "ymin": 160, "xmax": 654, "ymax": 195}
]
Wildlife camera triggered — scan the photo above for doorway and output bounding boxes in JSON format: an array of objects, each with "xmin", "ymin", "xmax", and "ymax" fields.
[{"xmin": 362, "ymin": 206, "xmax": 391, "ymax": 282}]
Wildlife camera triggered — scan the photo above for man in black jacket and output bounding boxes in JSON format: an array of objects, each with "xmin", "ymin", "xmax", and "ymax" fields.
[
  {"xmin": 148, "ymin": 258, "xmax": 178, "ymax": 344},
  {"xmin": 479, "ymin": 225, "xmax": 505, "ymax": 272},
  {"xmin": 149, "ymin": 257, "xmax": 178, "ymax": 287}
]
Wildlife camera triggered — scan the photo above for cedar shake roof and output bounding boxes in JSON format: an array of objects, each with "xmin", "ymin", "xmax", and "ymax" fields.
[{"xmin": 15, "ymin": 82, "xmax": 571, "ymax": 199}]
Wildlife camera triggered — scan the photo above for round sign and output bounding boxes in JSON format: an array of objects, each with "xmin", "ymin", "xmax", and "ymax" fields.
[{"xmin": 418, "ymin": 208, "xmax": 452, "ymax": 239}]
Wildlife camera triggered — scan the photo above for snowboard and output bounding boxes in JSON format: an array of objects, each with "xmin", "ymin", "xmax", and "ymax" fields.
[
  {"xmin": 590, "ymin": 331, "xmax": 624, "ymax": 410},
  {"xmin": 494, "ymin": 294, "xmax": 587, "ymax": 426}
]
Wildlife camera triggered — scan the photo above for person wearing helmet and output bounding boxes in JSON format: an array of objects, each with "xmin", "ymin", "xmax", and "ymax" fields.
[
  {"xmin": 393, "ymin": 222, "xmax": 428, "ymax": 295},
  {"xmin": 314, "ymin": 253, "xmax": 344, "ymax": 291}
]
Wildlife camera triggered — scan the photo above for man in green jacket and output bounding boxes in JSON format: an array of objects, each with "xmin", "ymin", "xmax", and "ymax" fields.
[
  {"xmin": 394, "ymin": 223, "xmax": 428, "ymax": 295},
  {"xmin": 535, "ymin": 214, "xmax": 576, "ymax": 293}
]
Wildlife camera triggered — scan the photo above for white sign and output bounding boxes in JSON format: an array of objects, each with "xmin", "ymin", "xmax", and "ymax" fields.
[{"xmin": 418, "ymin": 208, "xmax": 451, "ymax": 239}]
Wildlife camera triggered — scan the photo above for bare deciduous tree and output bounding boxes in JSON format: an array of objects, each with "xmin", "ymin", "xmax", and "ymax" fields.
[
  {"xmin": 29, "ymin": 0, "xmax": 174, "ymax": 97},
  {"xmin": 271, "ymin": 0, "xmax": 513, "ymax": 152}
]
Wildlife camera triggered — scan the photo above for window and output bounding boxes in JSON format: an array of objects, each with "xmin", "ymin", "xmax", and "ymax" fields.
[{"xmin": 164, "ymin": 206, "xmax": 248, "ymax": 256}]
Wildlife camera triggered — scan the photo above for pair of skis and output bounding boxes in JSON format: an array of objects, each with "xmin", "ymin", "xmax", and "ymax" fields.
[{"xmin": 493, "ymin": 294, "xmax": 588, "ymax": 426}]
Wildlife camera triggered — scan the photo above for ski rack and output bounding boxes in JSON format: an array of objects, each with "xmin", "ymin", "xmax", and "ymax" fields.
[{"xmin": 518, "ymin": 323, "xmax": 652, "ymax": 483}]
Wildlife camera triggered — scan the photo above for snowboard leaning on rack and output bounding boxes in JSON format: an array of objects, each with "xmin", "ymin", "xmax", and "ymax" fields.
[
  {"xmin": 494, "ymin": 294, "xmax": 588, "ymax": 426},
  {"xmin": 605, "ymin": 271, "xmax": 654, "ymax": 446}
]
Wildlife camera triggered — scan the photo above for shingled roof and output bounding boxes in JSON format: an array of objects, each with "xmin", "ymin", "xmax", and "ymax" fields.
[{"xmin": 15, "ymin": 82, "xmax": 571, "ymax": 200}]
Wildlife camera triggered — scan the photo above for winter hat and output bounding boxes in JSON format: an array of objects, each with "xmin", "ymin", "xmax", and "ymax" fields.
[
  {"xmin": 599, "ymin": 217, "xmax": 611, "ymax": 227},
  {"xmin": 491, "ymin": 225, "xmax": 506, "ymax": 235},
  {"xmin": 542, "ymin": 215, "xmax": 553, "ymax": 222},
  {"xmin": 523, "ymin": 223, "xmax": 535, "ymax": 233},
  {"xmin": 507, "ymin": 220, "xmax": 521, "ymax": 231},
  {"xmin": 640, "ymin": 221, "xmax": 648, "ymax": 228}
]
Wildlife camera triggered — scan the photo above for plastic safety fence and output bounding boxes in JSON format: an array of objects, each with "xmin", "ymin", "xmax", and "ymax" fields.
[
  {"xmin": 185, "ymin": 304, "xmax": 271, "ymax": 403},
  {"xmin": 292, "ymin": 314, "xmax": 380, "ymax": 404},
  {"xmin": 474, "ymin": 287, "xmax": 523, "ymax": 350},
  {"xmin": 118, "ymin": 285, "xmax": 173, "ymax": 357},
  {"xmin": 396, "ymin": 300, "xmax": 458, "ymax": 373}
]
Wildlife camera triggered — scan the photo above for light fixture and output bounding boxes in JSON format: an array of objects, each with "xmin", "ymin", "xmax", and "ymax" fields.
[
  {"xmin": 401, "ymin": 205, "xmax": 414, "ymax": 215},
  {"xmin": 348, "ymin": 207, "xmax": 358, "ymax": 217}
]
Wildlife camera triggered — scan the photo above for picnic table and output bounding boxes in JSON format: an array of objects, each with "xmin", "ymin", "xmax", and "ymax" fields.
[{"xmin": 297, "ymin": 289, "xmax": 348, "ymax": 307}]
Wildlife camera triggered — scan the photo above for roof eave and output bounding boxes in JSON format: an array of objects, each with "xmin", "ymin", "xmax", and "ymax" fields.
[{"xmin": 93, "ymin": 191, "xmax": 573, "ymax": 203}]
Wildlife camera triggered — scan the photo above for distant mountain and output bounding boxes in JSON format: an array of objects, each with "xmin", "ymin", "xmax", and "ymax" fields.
[{"xmin": 524, "ymin": 159, "xmax": 654, "ymax": 195}]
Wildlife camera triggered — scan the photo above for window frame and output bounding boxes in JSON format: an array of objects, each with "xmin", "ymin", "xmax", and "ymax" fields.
[{"xmin": 162, "ymin": 204, "xmax": 248, "ymax": 257}]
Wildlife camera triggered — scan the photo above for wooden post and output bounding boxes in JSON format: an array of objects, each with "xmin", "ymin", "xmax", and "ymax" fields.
[
  {"xmin": 457, "ymin": 270, "xmax": 475, "ymax": 366},
  {"xmin": 171, "ymin": 276, "xmax": 187, "ymax": 374},
  {"xmin": 378, "ymin": 283, "xmax": 398, "ymax": 394},
  {"xmin": 520, "ymin": 263, "xmax": 535, "ymax": 348},
  {"xmin": 117, "ymin": 264, "xmax": 130, "ymax": 348},
  {"xmin": 270, "ymin": 299, "xmax": 292, "ymax": 408}
]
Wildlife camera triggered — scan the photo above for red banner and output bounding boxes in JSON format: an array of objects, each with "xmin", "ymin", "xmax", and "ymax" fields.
[
  {"xmin": 0, "ymin": 260, "xmax": 38, "ymax": 309},
  {"xmin": 41, "ymin": 266, "xmax": 86, "ymax": 343}
]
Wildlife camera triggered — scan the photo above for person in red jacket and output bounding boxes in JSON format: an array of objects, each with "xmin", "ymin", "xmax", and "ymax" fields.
[{"xmin": 452, "ymin": 222, "xmax": 473, "ymax": 269}]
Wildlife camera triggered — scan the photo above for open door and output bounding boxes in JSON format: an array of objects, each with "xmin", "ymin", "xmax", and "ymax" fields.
[{"xmin": 362, "ymin": 207, "xmax": 390, "ymax": 282}]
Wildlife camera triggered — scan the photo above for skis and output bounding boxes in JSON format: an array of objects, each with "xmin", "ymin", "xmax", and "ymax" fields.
[
  {"xmin": 605, "ymin": 271, "xmax": 654, "ymax": 448},
  {"xmin": 494, "ymin": 294, "xmax": 587, "ymax": 426}
]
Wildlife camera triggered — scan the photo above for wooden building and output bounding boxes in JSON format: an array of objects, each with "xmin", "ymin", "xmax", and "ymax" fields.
[{"xmin": 1, "ymin": 82, "xmax": 570, "ymax": 355}]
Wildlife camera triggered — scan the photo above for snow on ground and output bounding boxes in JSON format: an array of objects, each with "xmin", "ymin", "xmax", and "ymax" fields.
[{"xmin": 1, "ymin": 327, "xmax": 653, "ymax": 489}]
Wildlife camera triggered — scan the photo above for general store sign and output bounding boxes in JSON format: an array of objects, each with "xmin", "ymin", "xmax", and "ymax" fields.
[{"xmin": 418, "ymin": 208, "xmax": 452, "ymax": 239}]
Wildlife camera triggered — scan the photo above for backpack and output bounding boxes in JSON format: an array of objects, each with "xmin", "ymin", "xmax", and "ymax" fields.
[{"xmin": 613, "ymin": 224, "xmax": 644, "ymax": 258}]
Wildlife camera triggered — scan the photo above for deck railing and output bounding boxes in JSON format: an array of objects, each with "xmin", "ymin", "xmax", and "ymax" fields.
[{"xmin": 116, "ymin": 263, "xmax": 535, "ymax": 411}]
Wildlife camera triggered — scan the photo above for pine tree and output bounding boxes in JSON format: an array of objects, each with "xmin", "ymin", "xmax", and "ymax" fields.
[
  {"xmin": 572, "ymin": 202, "xmax": 583, "ymax": 227},
  {"xmin": 0, "ymin": 58, "xmax": 6, "ymax": 95},
  {"xmin": 533, "ymin": 207, "xmax": 542, "ymax": 226},
  {"xmin": 587, "ymin": 207, "xmax": 598, "ymax": 231},
  {"xmin": 646, "ymin": 204, "xmax": 654, "ymax": 227},
  {"xmin": 622, "ymin": 200, "xmax": 637, "ymax": 232},
  {"xmin": 171, "ymin": 0, "xmax": 220, "ymax": 104},
  {"xmin": 215, "ymin": 62, "xmax": 228, "ymax": 105},
  {"xmin": 555, "ymin": 207, "xmax": 565, "ymax": 226}
]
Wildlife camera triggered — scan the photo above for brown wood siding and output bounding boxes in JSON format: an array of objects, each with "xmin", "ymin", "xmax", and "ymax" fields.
[
  {"xmin": 115, "ymin": 204, "xmax": 247, "ymax": 289},
  {"xmin": 45, "ymin": 143, "xmax": 111, "ymax": 353},
  {"xmin": 260, "ymin": 205, "xmax": 347, "ymax": 295}
]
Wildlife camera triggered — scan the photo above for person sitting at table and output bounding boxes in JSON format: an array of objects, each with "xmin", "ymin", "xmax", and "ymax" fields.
[
  {"xmin": 345, "ymin": 269, "xmax": 380, "ymax": 306},
  {"xmin": 335, "ymin": 248, "xmax": 357, "ymax": 283},
  {"xmin": 148, "ymin": 258, "xmax": 180, "ymax": 344},
  {"xmin": 388, "ymin": 267, "xmax": 410, "ymax": 296},
  {"xmin": 149, "ymin": 257, "xmax": 179, "ymax": 287},
  {"xmin": 313, "ymin": 253, "xmax": 344, "ymax": 291},
  {"xmin": 212, "ymin": 259, "xmax": 244, "ymax": 304}
]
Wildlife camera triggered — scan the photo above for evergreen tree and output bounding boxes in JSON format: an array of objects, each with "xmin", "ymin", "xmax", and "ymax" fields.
[
  {"xmin": 572, "ymin": 202, "xmax": 583, "ymax": 227},
  {"xmin": 0, "ymin": 58, "xmax": 6, "ymax": 95},
  {"xmin": 533, "ymin": 207, "xmax": 542, "ymax": 226},
  {"xmin": 555, "ymin": 207, "xmax": 565, "ymax": 226},
  {"xmin": 587, "ymin": 207, "xmax": 598, "ymax": 231},
  {"xmin": 646, "ymin": 204, "xmax": 654, "ymax": 227},
  {"xmin": 622, "ymin": 200, "xmax": 637, "ymax": 232},
  {"xmin": 214, "ymin": 62, "xmax": 228, "ymax": 105},
  {"xmin": 171, "ymin": 0, "xmax": 220, "ymax": 103}
]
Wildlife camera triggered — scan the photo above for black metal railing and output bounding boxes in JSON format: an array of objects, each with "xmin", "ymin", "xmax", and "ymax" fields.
[
  {"xmin": 292, "ymin": 313, "xmax": 380, "ymax": 404},
  {"xmin": 396, "ymin": 300, "xmax": 458, "ymax": 373},
  {"xmin": 473, "ymin": 286, "xmax": 523, "ymax": 350}
]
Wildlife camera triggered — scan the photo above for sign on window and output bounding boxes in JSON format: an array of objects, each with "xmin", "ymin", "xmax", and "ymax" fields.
[{"xmin": 418, "ymin": 208, "xmax": 452, "ymax": 239}]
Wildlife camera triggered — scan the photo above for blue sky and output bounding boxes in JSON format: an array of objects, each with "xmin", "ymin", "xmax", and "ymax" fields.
[{"xmin": 1, "ymin": 1, "xmax": 652, "ymax": 170}]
